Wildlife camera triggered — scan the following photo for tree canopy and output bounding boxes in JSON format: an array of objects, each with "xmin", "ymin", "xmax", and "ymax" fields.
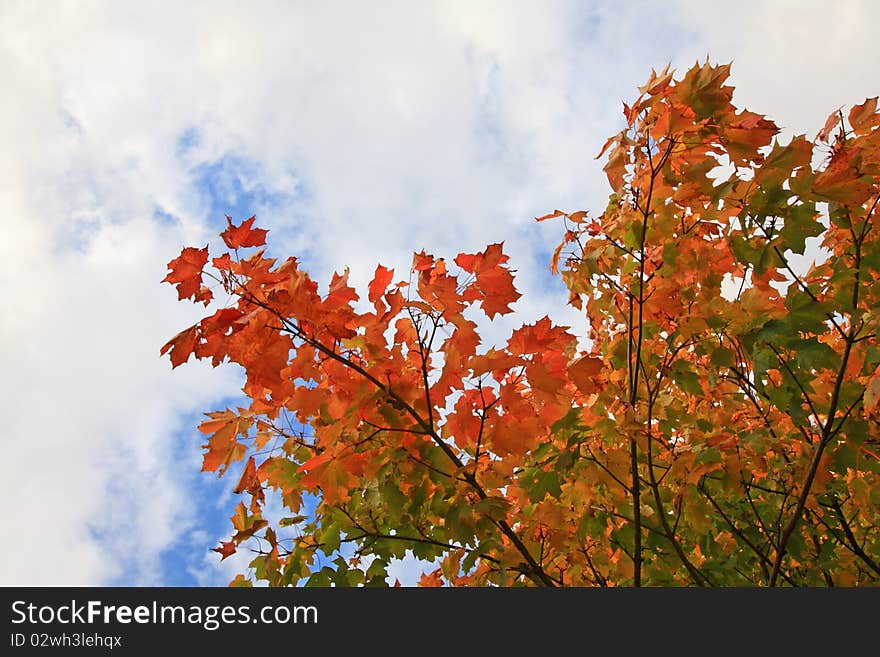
[{"xmin": 163, "ymin": 61, "xmax": 880, "ymax": 586}]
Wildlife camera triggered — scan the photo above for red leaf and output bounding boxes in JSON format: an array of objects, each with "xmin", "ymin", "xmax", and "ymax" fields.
[
  {"xmin": 193, "ymin": 285, "xmax": 213, "ymax": 306},
  {"xmin": 220, "ymin": 215, "xmax": 269, "ymax": 249},
  {"xmin": 212, "ymin": 540, "xmax": 237, "ymax": 561},
  {"xmin": 212, "ymin": 253, "xmax": 233, "ymax": 270}
]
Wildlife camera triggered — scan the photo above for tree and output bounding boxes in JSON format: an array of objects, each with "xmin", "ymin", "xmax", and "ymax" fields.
[{"xmin": 163, "ymin": 62, "xmax": 880, "ymax": 586}]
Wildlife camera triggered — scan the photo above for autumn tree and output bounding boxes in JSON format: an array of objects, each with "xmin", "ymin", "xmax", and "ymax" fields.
[{"xmin": 163, "ymin": 62, "xmax": 880, "ymax": 586}]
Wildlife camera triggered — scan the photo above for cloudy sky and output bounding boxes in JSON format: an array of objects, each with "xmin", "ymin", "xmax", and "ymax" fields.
[{"xmin": 2, "ymin": 0, "xmax": 878, "ymax": 586}]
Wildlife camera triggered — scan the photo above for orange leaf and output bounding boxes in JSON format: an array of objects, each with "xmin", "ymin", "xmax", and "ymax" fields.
[
  {"xmin": 468, "ymin": 350, "xmax": 524, "ymax": 377},
  {"xmin": 596, "ymin": 133, "xmax": 618, "ymax": 160},
  {"xmin": 233, "ymin": 456, "xmax": 259, "ymax": 494},
  {"xmin": 455, "ymin": 243, "xmax": 508, "ymax": 275},
  {"xmin": 418, "ymin": 569, "xmax": 444, "ymax": 587},
  {"xmin": 491, "ymin": 414, "xmax": 542, "ymax": 457},
  {"xmin": 603, "ymin": 143, "xmax": 628, "ymax": 190},
  {"xmin": 212, "ymin": 253, "xmax": 233, "ymax": 270},
  {"xmin": 412, "ymin": 250, "xmax": 434, "ymax": 271},
  {"xmin": 160, "ymin": 324, "xmax": 199, "ymax": 368},
  {"xmin": 848, "ymin": 97, "xmax": 879, "ymax": 136},
  {"xmin": 200, "ymin": 307, "xmax": 244, "ymax": 335},
  {"xmin": 298, "ymin": 451, "xmax": 333, "ymax": 475},
  {"xmin": 508, "ymin": 317, "xmax": 574, "ymax": 355},
  {"xmin": 568, "ymin": 356, "xmax": 603, "ymax": 395},
  {"xmin": 342, "ymin": 452, "xmax": 368, "ymax": 477},
  {"xmin": 816, "ymin": 108, "xmax": 842, "ymax": 143},
  {"xmin": 162, "ymin": 246, "xmax": 209, "ymax": 301},
  {"xmin": 535, "ymin": 209, "xmax": 565, "ymax": 222},
  {"xmin": 200, "ymin": 412, "xmax": 248, "ymax": 475},
  {"xmin": 814, "ymin": 146, "xmax": 875, "ymax": 204},
  {"xmin": 220, "ymin": 215, "xmax": 269, "ymax": 249},
  {"xmin": 723, "ymin": 111, "xmax": 778, "ymax": 164},
  {"xmin": 368, "ymin": 264, "xmax": 394, "ymax": 303},
  {"xmin": 477, "ymin": 267, "xmax": 520, "ymax": 318}
]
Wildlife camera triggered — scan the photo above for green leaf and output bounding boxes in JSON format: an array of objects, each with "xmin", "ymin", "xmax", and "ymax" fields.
[
  {"xmin": 305, "ymin": 569, "xmax": 332, "ymax": 587},
  {"xmin": 321, "ymin": 521, "xmax": 341, "ymax": 554},
  {"xmin": 473, "ymin": 496, "xmax": 512, "ymax": 521},
  {"xmin": 710, "ymin": 346, "xmax": 735, "ymax": 368},
  {"xmin": 778, "ymin": 202, "xmax": 821, "ymax": 254},
  {"xmin": 793, "ymin": 338, "xmax": 838, "ymax": 372},
  {"xmin": 671, "ymin": 361, "xmax": 703, "ymax": 395},
  {"xmin": 529, "ymin": 468, "xmax": 563, "ymax": 499}
]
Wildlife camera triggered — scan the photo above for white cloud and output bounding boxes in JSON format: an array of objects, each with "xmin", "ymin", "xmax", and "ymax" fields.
[
  {"xmin": 1, "ymin": 0, "xmax": 877, "ymax": 585},
  {"xmin": 669, "ymin": 0, "xmax": 880, "ymax": 139}
]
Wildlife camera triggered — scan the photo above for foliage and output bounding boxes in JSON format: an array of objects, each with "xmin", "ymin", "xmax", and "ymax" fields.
[{"xmin": 163, "ymin": 62, "xmax": 880, "ymax": 586}]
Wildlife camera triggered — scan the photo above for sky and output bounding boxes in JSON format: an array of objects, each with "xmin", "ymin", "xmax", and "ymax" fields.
[{"xmin": 2, "ymin": 0, "xmax": 878, "ymax": 586}]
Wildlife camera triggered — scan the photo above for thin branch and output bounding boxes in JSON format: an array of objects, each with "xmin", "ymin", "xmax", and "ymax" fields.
[{"xmin": 239, "ymin": 287, "xmax": 558, "ymax": 587}]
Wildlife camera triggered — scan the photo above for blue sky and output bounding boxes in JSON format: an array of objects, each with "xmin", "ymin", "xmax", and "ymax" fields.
[{"xmin": 2, "ymin": 0, "xmax": 879, "ymax": 586}]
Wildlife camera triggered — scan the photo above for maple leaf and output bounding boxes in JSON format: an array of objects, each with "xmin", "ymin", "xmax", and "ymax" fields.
[
  {"xmin": 220, "ymin": 215, "xmax": 269, "ymax": 249},
  {"xmin": 638, "ymin": 63, "xmax": 674, "ymax": 96},
  {"xmin": 455, "ymin": 244, "xmax": 521, "ymax": 319},
  {"xmin": 368, "ymin": 264, "xmax": 394, "ymax": 303},
  {"xmin": 212, "ymin": 253, "xmax": 233, "ymax": 270},
  {"xmin": 468, "ymin": 350, "xmax": 524, "ymax": 377},
  {"xmin": 568, "ymin": 355, "xmax": 603, "ymax": 395},
  {"xmin": 603, "ymin": 139, "xmax": 628, "ymax": 190},
  {"xmin": 848, "ymin": 97, "xmax": 879, "ymax": 136},
  {"xmin": 455, "ymin": 242, "xmax": 508, "ymax": 274},
  {"xmin": 199, "ymin": 411, "xmax": 249, "ymax": 475},
  {"xmin": 722, "ymin": 110, "xmax": 778, "ymax": 164},
  {"xmin": 162, "ymin": 246, "xmax": 209, "ymax": 301},
  {"xmin": 418, "ymin": 569, "xmax": 444, "ymax": 587},
  {"xmin": 535, "ymin": 209, "xmax": 565, "ymax": 222},
  {"xmin": 233, "ymin": 456, "xmax": 260, "ymax": 495},
  {"xmin": 212, "ymin": 540, "xmax": 237, "ymax": 561},
  {"xmin": 864, "ymin": 366, "xmax": 880, "ymax": 415},
  {"xmin": 817, "ymin": 108, "xmax": 842, "ymax": 143},
  {"xmin": 412, "ymin": 250, "xmax": 434, "ymax": 271},
  {"xmin": 476, "ymin": 267, "xmax": 521, "ymax": 318},
  {"xmin": 162, "ymin": 61, "xmax": 880, "ymax": 589},
  {"xmin": 159, "ymin": 324, "xmax": 199, "ymax": 368},
  {"xmin": 814, "ymin": 145, "xmax": 874, "ymax": 203}
]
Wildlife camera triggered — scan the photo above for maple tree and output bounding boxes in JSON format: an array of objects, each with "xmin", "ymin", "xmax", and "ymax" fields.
[{"xmin": 163, "ymin": 62, "xmax": 880, "ymax": 586}]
